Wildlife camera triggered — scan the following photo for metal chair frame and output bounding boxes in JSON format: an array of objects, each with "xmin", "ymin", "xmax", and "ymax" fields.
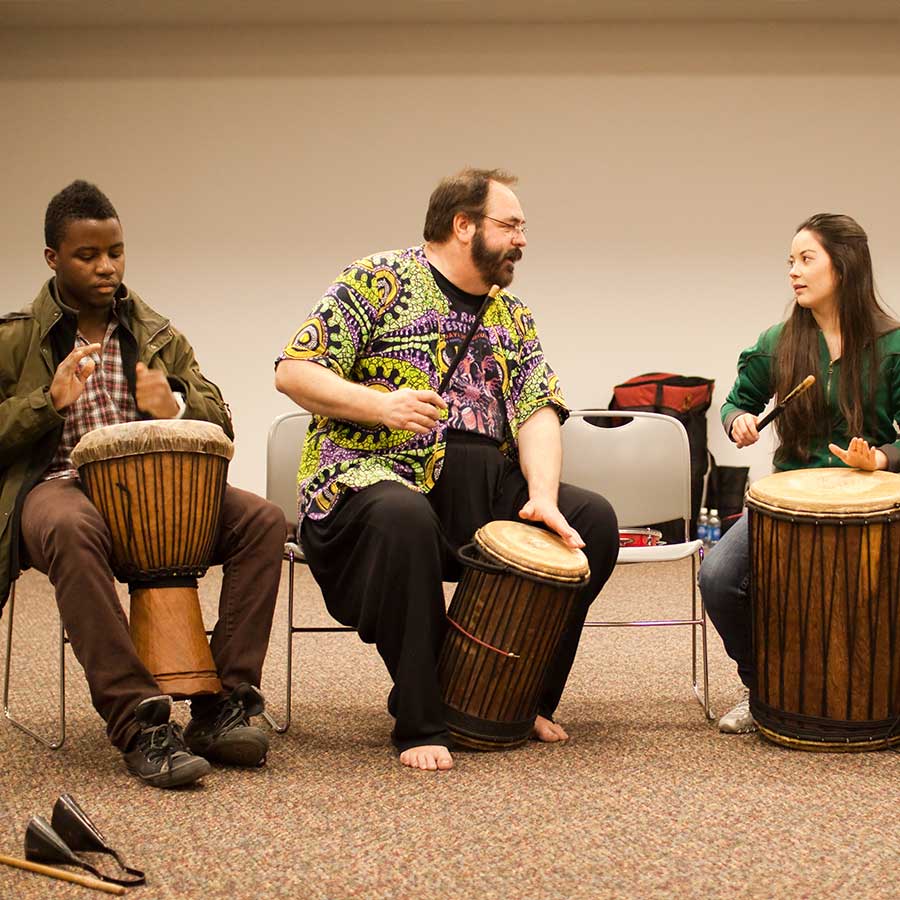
[
  {"xmin": 261, "ymin": 411, "xmax": 353, "ymax": 734},
  {"xmin": 562, "ymin": 409, "xmax": 713, "ymax": 719},
  {"xmin": 3, "ymin": 581, "xmax": 68, "ymax": 749}
]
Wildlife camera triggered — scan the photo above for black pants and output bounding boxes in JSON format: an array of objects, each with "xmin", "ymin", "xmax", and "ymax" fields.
[{"xmin": 301, "ymin": 435, "xmax": 619, "ymax": 751}]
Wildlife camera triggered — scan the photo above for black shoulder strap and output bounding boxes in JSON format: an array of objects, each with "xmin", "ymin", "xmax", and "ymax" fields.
[{"xmin": 437, "ymin": 292, "xmax": 493, "ymax": 395}]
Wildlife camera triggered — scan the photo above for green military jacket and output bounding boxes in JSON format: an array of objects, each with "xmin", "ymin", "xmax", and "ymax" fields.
[
  {"xmin": 0, "ymin": 280, "xmax": 233, "ymax": 612},
  {"xmin": 721, "ymin": 320, "xmax": 900, "ymax": 471}
]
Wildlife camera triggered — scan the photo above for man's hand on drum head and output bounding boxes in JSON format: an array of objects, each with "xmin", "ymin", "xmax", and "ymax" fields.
[
  {"xmin": 828, "ymin": 437, "xmax": 888, "ymax": 471},
  {"xmin": 135, "ymin": 362, "xmax": 181, "ymax": 419},
  {"xmin": 376, "ymin": 388, "xmax": 446, "ymax": 434},
  {"xmin": 518, "ymin": 497, "xmax": 585, "ymax": 550},
  {"xmin": 50, "ymin": 343, "xmax": 102, "ymax": 412},
  {"xmin": 731, "ymin": 413, "xmax": 760, "ymax": 448}
]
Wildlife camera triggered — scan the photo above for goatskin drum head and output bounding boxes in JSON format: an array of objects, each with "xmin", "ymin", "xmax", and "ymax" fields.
[
  {"xmin": 474, "ymin": 520, "xmax": 590, "ymax": 582},
  {"xmin": 747, "ymin": 467, "xmax": 900, "ymax": 517},
  {"xmin": 71, "ymin": 419, "xmax": 234, "ymax": 467}
]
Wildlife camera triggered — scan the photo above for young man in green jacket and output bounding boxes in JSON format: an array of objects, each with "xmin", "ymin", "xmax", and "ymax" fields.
[{"xmin": 0, "ymin": 181, "xmax": 285, "ymax": 788}]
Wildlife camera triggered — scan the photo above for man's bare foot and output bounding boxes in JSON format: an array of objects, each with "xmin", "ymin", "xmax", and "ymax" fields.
[
  {"xmin": 533, "ymin": 715, "xmax": 569, "ymax": 742},
  {"xmin": 399, "ymin": 745, "xmax": 454, "ymax": 771}
]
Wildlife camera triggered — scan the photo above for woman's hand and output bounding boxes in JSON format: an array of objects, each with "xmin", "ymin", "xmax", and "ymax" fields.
[
  {"xmin": 731, "ymin": 413, "xmax": 760, "ymax": 448},
  {"xmin": 828, "ymin": 437, "xmax": 887, "ymax": 471}
]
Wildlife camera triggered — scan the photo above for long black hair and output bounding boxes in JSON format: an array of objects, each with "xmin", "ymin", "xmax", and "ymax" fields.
[{"xmin": 774, "ymin": 213, "xmax": 895, "ymax": 464}]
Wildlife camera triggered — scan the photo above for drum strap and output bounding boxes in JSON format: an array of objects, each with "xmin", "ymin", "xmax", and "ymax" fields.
[
  {"xmin": 445, "ymin": 614, "xmax": 520, "ymax": 659},
  {"xmin": 436, "ymin": 292, "xmax": 493, "ymax": 395},
  {"xmin": 128, "ymin": 576, "xmax": 199, "ymax": 593}
]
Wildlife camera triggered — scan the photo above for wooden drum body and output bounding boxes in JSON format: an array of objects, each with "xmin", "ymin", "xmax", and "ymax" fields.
[
  {"xmin": 438, "ymin": 521, "xmax": 590, "ymax": 750},
  {"xmin": 747, "ymin": 468, "xmax": 900, "ymax": 751},
  {"xmin": 71, "ymin": 420, "xmax": 234, "ymax": 697}
]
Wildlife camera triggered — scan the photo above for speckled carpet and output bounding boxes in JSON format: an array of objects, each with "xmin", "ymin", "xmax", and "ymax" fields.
[{"xmin": 1, "ymin": 560, "xmax": 897, "ymax": 899}]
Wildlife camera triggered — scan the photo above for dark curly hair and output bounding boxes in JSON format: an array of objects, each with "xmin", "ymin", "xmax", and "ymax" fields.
[{"xmin": 45, "ymin": 180, "xmax": 119, "ymax": 249}]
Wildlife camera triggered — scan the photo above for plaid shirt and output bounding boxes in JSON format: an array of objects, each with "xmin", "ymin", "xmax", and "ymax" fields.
[{"xmin": 44, "ymin": 320, "xmax": 139, "ymax": 481}]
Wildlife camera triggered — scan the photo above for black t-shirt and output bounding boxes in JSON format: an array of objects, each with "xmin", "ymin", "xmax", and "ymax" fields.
[{"xmin": 430, "ymin": 264, "xmax": 506, "ymax": 442}]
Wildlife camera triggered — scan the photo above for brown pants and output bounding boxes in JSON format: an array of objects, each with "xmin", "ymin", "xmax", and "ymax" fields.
[{"xmin": 20, "ymin": 478, "xmax": 286, "ymax": 751}]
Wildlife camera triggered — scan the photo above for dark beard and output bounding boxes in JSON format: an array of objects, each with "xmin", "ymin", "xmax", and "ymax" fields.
[{"xmin": 471, "ymin": 226, "xmax": 522, "ymax": 289}]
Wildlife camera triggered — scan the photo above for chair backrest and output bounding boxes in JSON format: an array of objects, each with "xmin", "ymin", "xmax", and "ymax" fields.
[
  {"xmin": 561, "ymin": 410, "xmax": 692, "ymax": 532},
  {"xmin": 266, "ymin": 411, "xmax": 312, "ymax": 525}
]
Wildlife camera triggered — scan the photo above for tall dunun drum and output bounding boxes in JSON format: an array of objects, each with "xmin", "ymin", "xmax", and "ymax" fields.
[
  {"xmin": 71, "ymin": 420, "xmax": 234, "ymax": 697},
  {"xmin": 438, "ymin": 520, "xmax": 590, "ymax": 750},
  {"xmin": 747, "ymin": 468, "xmax": 900, "ymax": 751}
]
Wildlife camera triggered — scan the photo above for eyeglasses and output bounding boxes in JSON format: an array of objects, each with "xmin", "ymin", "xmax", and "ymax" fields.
[{"xmin": 482, "ymin": 215, "xmax": 528, "ymax": 236}]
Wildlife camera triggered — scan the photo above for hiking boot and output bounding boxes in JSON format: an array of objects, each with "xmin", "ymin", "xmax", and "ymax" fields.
[
  {"xmin": 184, "ymin": 683, "xmax": 269, "ymax": 767},
  {"xmin": 718, "ymin": 688, "xmax": 758, "ymax": 734},
  {"xmin": 123, "ymin": 696, "xmax": 211, "ymax": 788}
]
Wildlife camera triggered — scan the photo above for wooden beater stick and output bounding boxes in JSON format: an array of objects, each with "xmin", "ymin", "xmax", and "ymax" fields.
[
  {"xmin": 756, "ymin": 375, "xmax": 816, "ymax": 432},
  {"xmin": 0, "ymin": 853, "xmax": 126, "ymax": 895}
]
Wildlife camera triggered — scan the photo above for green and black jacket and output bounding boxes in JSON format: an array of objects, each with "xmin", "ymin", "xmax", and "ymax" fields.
[{"xmin": 721, "ymin": 320, "xmax": 900, "ymax": 472}]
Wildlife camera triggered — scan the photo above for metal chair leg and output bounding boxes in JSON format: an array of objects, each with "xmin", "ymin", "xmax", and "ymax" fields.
[
  {"xmin": 3, "ymin": 583, "xmax": 67, "ymax": 750},
  {"xmin": 262, "ymin": 550, "xmax": 294, "ymax": 734},
  {"xmin": 259, "ymin": 546, "xmax": 354, "ymax": 734},
  {"xmin": 690, "ymin": 552, "xmax": 715, "ymax": 720}
]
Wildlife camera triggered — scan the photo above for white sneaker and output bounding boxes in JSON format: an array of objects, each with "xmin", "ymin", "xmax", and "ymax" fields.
[{"xmin": 718, "ymin": 689, "xmax": 757, "ymax": 734}]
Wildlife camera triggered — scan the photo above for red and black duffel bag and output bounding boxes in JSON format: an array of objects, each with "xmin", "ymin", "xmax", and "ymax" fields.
[
  {"xmin": 589, "ymin": 373, "xmax": 715, "ymax": 542},
  {"xmin": 608, "ymin": 372, "xmax": 714, "ymax": 420}
]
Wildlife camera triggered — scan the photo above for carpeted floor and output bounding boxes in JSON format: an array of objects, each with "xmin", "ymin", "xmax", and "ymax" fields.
[{"xmin": 0, "ymin": 560, "xmax": 897, "ymax": 899}]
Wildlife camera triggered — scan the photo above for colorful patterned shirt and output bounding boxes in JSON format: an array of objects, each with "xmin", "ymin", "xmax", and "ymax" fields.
[{"xmin": 277, "ymin": 246, "xmax": 568, "ymax": 523}]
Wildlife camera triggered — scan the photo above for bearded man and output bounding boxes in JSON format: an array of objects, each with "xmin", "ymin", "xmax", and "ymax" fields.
[{"xmin": 275, "ymin": 168, "xmax": 618, "ymax": 771}]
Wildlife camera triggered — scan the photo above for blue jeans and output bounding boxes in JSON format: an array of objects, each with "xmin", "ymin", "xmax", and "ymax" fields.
[{"xmin": 698, "ymin": 514, "xmax": 753, "ymax": 688}]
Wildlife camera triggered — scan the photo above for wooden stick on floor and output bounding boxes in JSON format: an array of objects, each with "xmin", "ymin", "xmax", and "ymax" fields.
[{"xmin": 0, "ymin": 853, "xmax": 127, "ymax": 895}]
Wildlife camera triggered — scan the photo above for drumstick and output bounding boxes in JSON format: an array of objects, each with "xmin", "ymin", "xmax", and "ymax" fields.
[
  {"xmin": 0, "ymin": 853, "xmax": 126, "ymax": 895},
  {"xmin": 756, "ymin": 375, "xmax": 816, "ymax": 432},
  {"xmin": 437, "ymin": 284, "xmax": 501, "ymax": 394}
]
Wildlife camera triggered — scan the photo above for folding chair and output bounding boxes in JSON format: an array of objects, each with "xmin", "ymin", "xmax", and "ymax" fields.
[
  {"xmin": 561, "ymin": 410, "xmax": 712, "ymax": 718},
  {"xmin": 262, "ymin": 411, "xmax": 353, "ymax": 734},
  {"xmin": 3, "ymin": 580, "xmax": 68, "ymax": 749}
]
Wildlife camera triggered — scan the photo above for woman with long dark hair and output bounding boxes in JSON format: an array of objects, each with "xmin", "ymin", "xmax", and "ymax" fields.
[{"xmin": 700, "ymin": 213, "xmax": 900, "ymax": 733}]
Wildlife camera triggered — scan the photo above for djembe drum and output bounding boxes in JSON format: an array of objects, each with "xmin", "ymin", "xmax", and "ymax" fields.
[
  {"xmin": 71, "ymin": 420, "xmax": 234, "ymax": 697},
  {"xmin": 438, "ymin": 520, "xmax": 590, "ymax": 750},
  {"xmin": 747, "ymin": 468, "xmax": 900, "ymax": 751}
]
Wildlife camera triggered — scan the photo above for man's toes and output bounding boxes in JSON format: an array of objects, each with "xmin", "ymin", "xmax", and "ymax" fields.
[
  {"xmin": 533, "ymin": 715, "xmax": 569, "ymax": 742},
  {"xmin": 400, "ymin": 745, "xmax": 453, "ymax": 770}
]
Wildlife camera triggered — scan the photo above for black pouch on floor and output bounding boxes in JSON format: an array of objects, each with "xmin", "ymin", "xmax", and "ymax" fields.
[{"xmin": 706, "ymin": 458, "xmax": 749, "ymax": 536}]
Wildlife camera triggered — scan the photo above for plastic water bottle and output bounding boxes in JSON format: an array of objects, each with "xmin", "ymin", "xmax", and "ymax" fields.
[
  {"xmin": 708, "ymin": 508, "xmax": 722, "ymax": 547},
  {"xmin": 696, "ymin": 507, "xmax": 709, "ymax": 545}
]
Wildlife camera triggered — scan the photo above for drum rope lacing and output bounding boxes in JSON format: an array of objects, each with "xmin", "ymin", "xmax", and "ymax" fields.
[
  {"xmin": 445, "ymin": 615, "xmax": 520, "ymax": 659},
  {"xmin": 751, "ymin": 507, "xmax": 900, "ymax": 746}
]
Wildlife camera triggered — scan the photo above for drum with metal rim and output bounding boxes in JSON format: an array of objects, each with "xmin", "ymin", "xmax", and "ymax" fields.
[
  {"xmin": 747, "ymin": 468, "xmax": 900, "ymax": 751},
  {"xmin": 438, "ymin": 520, "xmax": 590, "ymax": 750}
]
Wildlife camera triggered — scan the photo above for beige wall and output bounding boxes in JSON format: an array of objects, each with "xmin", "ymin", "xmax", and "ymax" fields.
[{"xmin": 2, "ymin": 23, "xmax": 899, "ymax": 496}]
